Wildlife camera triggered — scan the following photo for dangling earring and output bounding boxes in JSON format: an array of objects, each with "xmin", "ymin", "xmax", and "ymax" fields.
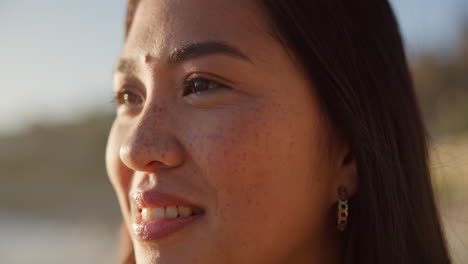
[{"xmin": 337, "ymin": 185, "xmax": 349, "ymax": 231}]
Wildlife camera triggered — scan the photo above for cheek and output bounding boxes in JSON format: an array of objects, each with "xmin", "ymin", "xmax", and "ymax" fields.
[{"xmin": 185, "ymin": 102, "xmax": 331, "ymax": 257}]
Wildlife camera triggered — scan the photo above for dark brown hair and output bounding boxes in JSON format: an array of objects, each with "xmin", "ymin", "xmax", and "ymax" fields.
[{"xmin": 122, "ymin": 1, "xmax": 451, "ymax": 263}]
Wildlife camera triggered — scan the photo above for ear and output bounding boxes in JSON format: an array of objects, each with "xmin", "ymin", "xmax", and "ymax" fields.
[{"xmin": 330, "ymin": 140, "xmax": 358, "ymax": 203}]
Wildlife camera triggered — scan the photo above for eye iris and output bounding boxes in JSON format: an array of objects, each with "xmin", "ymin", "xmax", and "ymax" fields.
[
  {"xmin": 118, "ymin": 91, "xmax": 142, "ymax": 105},
  {"xmin": 193, "ymin": 79, "xmax": 210, "ymax": 93}
]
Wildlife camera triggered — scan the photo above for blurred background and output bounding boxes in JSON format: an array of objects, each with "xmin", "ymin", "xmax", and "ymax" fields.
[{"xmin": 0, "ymin": 0, "xmax": 467, "ymax": 263}]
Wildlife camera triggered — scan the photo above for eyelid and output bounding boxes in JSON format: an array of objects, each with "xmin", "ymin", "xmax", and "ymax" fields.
[
  {"xmin": 113, "ymin": 75, "xmax": 147, "ymax": 98},
  {"xmin": 181, "ymin": 72, "xmax": 233, "ymax": 95},
  {"xmin": 184, "ymin": 72, "xmax": 235, "ymax": 87}
]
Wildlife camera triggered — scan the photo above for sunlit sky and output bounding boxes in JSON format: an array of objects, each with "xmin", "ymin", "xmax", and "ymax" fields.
[{"xmin": 0, "ymin": 0, "xmax": 467, "ymax": 134}]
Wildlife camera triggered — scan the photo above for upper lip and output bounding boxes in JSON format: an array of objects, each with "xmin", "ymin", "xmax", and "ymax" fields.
[{"xmin": 130, "ymin": 189, "xmax": 203, "ymax": 210}]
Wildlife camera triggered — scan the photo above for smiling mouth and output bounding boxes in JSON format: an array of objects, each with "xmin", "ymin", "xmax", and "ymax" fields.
[
  {"xmin": 139, "ymin": 206, "xmax": 204, "ymax": 221},
  {"xmin": 131, "ymin": 191, "xmax": 205, "ymax": 241}
]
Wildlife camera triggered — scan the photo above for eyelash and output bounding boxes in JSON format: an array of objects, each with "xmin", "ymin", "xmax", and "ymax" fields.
[
  {"xmin": 112, "ymin": 77, "xmax": 229, "ymax": 106},
  {"xmin": 182, "ymin": 77, "xmax": 229, "ymax": 96}
]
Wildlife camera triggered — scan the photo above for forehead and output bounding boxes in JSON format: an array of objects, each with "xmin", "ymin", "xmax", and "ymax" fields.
[{"xmin": 123, "ymin": 0, "xmax": 274, "ymax": 63}]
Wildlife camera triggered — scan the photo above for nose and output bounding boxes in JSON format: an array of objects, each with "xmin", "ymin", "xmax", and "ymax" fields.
[{"xmin": 119, "ymin": 105, "xmax": 184, "ymax": 173}]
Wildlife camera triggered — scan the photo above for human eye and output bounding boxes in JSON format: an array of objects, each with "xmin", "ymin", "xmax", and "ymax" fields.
[
  {"xmin": 182, "ymin": 75, "xmax": 231, "ymax": 96},
  {"xmin": 113, "ymin": 89, "xmax": 144, "ymax": 107}
]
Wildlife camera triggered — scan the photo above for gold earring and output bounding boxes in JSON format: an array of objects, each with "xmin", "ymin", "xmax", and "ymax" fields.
[{"xmin": 337, "ymin": 185, "xmax": 349, "ymax": 231}]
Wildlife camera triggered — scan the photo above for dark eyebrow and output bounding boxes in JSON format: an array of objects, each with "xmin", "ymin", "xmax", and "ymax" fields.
[
  {"xmin": 168, "ymin": 41, "xmax": 252, "ymax": 64},
  {"xmin": 114, "ymin": 58, "xmax": 137, "ymax": 75},
  {"xmin": 113, "ymin": 41, "xmax": 252, "ymax": 75}
]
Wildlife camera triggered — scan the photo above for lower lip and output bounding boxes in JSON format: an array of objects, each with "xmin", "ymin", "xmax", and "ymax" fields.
[{"xmin": 132, "ymin": 214, "xmax": 203, "ymax": 241}]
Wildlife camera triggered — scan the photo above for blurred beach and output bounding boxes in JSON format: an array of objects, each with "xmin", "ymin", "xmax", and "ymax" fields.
[{"xmin": 0, "ymin": 213, "xmax": 118, "ymax": 264}]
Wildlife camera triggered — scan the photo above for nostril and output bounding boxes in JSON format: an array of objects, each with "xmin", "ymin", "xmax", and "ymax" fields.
[
  {"xmin": 144, "ymin": 160, "xmax": 172, "ymax": 171},
  {"xmin": 145, "ymin": 161, "xmax": 158, "ymax": 167}
]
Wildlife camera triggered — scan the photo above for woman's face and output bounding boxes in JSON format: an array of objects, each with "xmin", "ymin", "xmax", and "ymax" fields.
[{"xmin": 106, "ymin": 0, "xmax": 354, "ymax": 263}]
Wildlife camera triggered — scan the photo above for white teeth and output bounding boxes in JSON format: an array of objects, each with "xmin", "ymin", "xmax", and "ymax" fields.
[
  {"xmin": 165, "ymin": 206, "xmax": 178, "ymax": 219},
  {"xmin": 152, "ymin": 207, "xmax": 165, "ymax": 220},
  {"xmin": 140, "ymin": 206, "xmax": 199, "ymax": 221},
  {"xmin": 142, "ymin": 208, "xmax": 152, "ymax": 221},
  {"xmin": 178, "ymin": 206, "xmax": 193, "ymax": 217}
]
